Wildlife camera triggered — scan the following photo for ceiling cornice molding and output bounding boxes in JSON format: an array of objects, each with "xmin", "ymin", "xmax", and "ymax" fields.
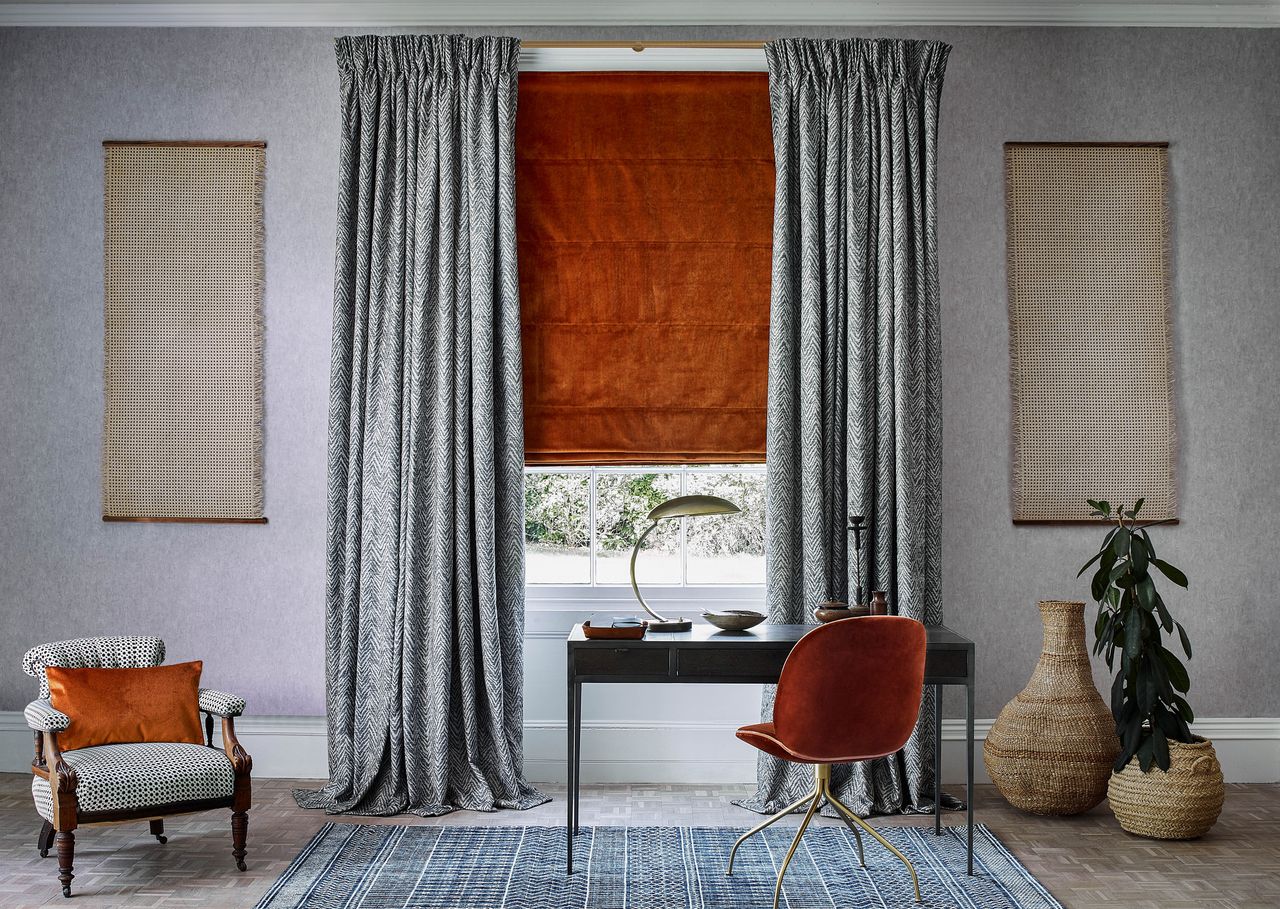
[{"xmin": 1, "ymin": 1, "xmax": 1279, "ymax": 29}]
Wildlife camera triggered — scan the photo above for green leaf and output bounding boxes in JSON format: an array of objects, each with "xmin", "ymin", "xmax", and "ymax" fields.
[
  {"xmin": 1154, "ymin": 593, "xmax": 1173, "ymax": 631},
  {"xmin": 1176, "ymin": 622, "xmax": 1193, "ymax": 658},
  {"xmin": 1078, "ymin": 548, "xmax": 1104, "ymax": 578},
  {"xmin": 1133, "ymin": 497, "xmax": 1145, "ymax": 515},
  {"xmin": 1152, "ymin": 558, "xmax": 1188, "ymax": 588},
  {"xmin": 1111, "ymin": 527, "xmax": 1131, "ymax": 557},
  {"xmin": 1173, "ymin": 710, "xmax": 1193, "ymax": 743},
  {"xmin": 1154, "ymin": 706, "xmax": 1181, "ymax": 740},
  {"xmin": 1091, "ymin": 564, "xmax": 1111, "ymax": 603},
  {"xmin": 1124, "ymin": 612, "xmax": 1143, "ymax": 659},
  {"xmin": 1137, "ymin": 735, "xmax": 1156, "ymax": 773},
  {"xmin": 1130, "ymin": 534, "xmax": 1149, "ymax": 576},
  {"xmin": 1139, "ymin": 664, "xmax": 1158, "ymax": 714},
  {"xmin": 1152, "ymin": 726, "xmax": 1170, "ymax": 771},
  {"xmin": 1173, "ymin": 694, "xmax": 1196, "ymax": 723},
  {"xmin": 1135, "ymin": 576, "xmax": 1155, "ymax": 612},
  {"xmin": 1161, "ymin": 648, "xmax": 1191, "ymax": 693}
]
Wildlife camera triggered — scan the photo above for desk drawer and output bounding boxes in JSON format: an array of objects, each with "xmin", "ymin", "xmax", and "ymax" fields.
[
  {"xmin": 574, "ymin": 647, "xmax": 670, "ymax": 678},
  {"xmin": 924, "ymin": 649, "xmax": 969, "ymax": 682},
  {"xmin": 676, "ymin": 648, "xmax": 788, "ymax": 680}
]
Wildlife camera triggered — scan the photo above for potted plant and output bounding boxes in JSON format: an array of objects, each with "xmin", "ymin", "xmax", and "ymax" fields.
[{"xmin": 1079, "ymin": 498, "xmax": 1223, "ymax": 838}]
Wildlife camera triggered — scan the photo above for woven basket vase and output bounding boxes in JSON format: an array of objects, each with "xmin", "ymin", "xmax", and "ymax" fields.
[
  {"xmin": 983, "ymin": 600, "xmax": 1119, "ymax": 815},
  {"xmin": 1108, "ymin": 738, "xmax": 1224, "ymax": 839}
]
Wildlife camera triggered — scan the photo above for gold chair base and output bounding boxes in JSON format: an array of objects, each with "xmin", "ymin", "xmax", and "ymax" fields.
[{"xmin": 726, "ymin": 763, "xmax": 922, "ymax": 909}]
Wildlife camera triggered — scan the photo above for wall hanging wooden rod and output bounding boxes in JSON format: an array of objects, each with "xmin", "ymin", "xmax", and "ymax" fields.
[{"xmin": 521, "ymin": 40, "xmax": 766, "ymax": 50}]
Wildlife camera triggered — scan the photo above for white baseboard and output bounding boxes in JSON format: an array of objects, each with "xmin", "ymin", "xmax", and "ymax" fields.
[{"xmin": 2, "ymin": 713, "xmax": 1276, "ymax": 785}]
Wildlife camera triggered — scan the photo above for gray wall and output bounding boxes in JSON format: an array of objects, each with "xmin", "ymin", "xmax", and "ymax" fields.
[{"xmin": 1, "ymin": 25, "xmax": 1277, "ymax": 723}]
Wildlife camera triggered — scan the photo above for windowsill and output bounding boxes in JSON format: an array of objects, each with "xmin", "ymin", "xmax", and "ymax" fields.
[{"xmin": 524, "ymin": 584, "xmax": 766, "ymax": 636}]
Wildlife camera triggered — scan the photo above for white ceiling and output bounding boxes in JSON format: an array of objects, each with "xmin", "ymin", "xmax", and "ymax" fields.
[{"xmin": 0, "ymin": 0, "xmax": 1278, "ymax": 28}]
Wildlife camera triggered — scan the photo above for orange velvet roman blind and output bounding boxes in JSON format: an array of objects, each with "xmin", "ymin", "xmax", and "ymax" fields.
[{"xmin": 516, "ymin": 72, "xmax": 774, "ymax": 464}]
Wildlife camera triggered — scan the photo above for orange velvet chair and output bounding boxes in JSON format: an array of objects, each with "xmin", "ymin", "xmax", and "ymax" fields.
[{"xmin": 728, "ymin": 616, "xmax": 927, "ymax": 908}]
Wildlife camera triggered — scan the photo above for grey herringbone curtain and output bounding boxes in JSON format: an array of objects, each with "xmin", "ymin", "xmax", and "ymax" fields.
[
  {"xmin": 295, "ymin": 35, "xmax": 546, "ymax": 817},
  {"xmin": 738, "ymin": 38, "xmax": 950, "ymax": 818}
]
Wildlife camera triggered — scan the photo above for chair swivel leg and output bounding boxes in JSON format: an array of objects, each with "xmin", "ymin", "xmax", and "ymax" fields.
[
  {"xmin": 771, "ymin": 787, "xmax": 823, "ymax": 909},
  {"xmin": 726, "ymin": 789, "xmax": 816, "ymax": 876},
  {"xmin": 822, "ymin": 776, "xmax": 922, "ymax": 904},
  {"xmin": 812, "ymin": 763, "xmax": 865, "ymax": 866}
]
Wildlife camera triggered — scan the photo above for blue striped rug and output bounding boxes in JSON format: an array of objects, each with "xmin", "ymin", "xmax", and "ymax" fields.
[{"xmin": 256, "ymin": 824, "xmax": 1062, "ymax": 908}]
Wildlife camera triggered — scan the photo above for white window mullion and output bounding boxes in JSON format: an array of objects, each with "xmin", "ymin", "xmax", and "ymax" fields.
[
  {"xmin": 679, "ymin": 466, "xmax": 689, "ymax": 585},
  {"xmin": 588, "ymin": 468, "xmax": 598, "ymax": 586}
]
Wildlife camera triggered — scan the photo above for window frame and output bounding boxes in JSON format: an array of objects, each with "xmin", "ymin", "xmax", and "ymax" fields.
[{"xmin": 523, "ymin": 463, "xmax": 766, "ymax": 614}]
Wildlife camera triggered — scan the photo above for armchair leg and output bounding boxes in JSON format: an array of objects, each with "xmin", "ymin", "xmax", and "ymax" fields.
[
  {"xmin": 55, "ymin": 829, "xmax": 74, "ymax": 898},
  {"xmin": 231, "ymin": 811, "xmax": 248, "ymax": 871},
  {"xmin": 149, "ymin": 819, "xmax": 167, "ymax": 844},
  {"xmin": 38, "ymin": 820, "xmax": 54, "ymax": 858}
]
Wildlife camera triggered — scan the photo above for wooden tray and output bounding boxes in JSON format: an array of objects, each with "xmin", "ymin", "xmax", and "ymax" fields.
[{"xmin": 582, "ymin": 619, "xmax": 647, "ymax": 640}]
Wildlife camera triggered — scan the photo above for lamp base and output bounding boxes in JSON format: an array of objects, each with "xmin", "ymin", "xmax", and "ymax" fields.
[{"xmin": 647, "ymin": 617, "xmax": 693, "ymax": 632}]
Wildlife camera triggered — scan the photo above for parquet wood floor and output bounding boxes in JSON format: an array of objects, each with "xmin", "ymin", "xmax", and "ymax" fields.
[{"xmin": 0, "ymin": 775, "xmax": 1274, "ymax": 908}]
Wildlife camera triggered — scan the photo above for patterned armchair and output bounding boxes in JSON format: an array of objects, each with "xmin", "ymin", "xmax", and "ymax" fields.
[{"xmin": 23, "ymin": 636, "xmax": 252, "ymax": 898}]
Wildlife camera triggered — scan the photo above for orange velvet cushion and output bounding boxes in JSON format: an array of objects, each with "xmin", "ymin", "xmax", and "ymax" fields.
[{"xmin": 46, "ymin": 661, "xmax": 204, "ymax": 752}]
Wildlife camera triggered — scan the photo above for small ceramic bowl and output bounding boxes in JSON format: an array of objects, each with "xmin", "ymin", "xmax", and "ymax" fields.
[{"xmin": 701, "ymin": 609, "xmax": 767, "ymax": 631}]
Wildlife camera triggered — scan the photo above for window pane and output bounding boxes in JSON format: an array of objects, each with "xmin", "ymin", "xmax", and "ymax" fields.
[
  {"xmin": 685, "ymin": 471, "xmax": 766, "ymax": 585},
  {"xmin": 524, "ymin": 472, "xmax": 590, "ymax": 584},
  {"xmin": 595, "ymin": 472, "xmax": 681, "ymax": 585}
]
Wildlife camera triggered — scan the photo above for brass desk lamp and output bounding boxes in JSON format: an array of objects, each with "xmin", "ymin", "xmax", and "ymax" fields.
[{"xmin": 629, "ymin": 494, "xmax": 740, "ymax": 632}]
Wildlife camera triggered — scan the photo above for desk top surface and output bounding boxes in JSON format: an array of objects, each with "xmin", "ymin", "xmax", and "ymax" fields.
[{"xmin": 568, "ymin": 621, "xmax": 973, "ymax": 649}]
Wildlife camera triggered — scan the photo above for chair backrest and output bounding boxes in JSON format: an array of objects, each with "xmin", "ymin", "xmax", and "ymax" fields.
[
  {"xmin": 22, "ymin": 636, "xmax": 165, "ymax": 699},
  {"xmin": 773, "ymin": 616, "xmax": 926, "ymax": 762}
]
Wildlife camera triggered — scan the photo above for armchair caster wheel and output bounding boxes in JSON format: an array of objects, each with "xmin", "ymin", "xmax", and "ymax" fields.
[
  {"xmin": 236, "ymin": 859, "xmax": 247, "ymax": 872},
  {"xmin": 62, "ymin": 886, "xmax": 72, "ymax": 899},
  {"xmin": 149, "ymin": 820, "xmax": 167, "ymax": 844},
  {"xmin": 40, "ymin": 849, "xmax": 50, "ymax": 858},
  {"xmin": 155, "ymin": 835, "xmax": 168, "ymax": 844}
]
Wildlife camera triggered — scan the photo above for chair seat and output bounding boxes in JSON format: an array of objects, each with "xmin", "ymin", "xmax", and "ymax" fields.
[
  {"xmin": 736, "ymin": 722, "xmax": 897, "ymax": 764},
  {"xmin": 32, "ymin": 742, "xmax": 235, "ymax": 821}
]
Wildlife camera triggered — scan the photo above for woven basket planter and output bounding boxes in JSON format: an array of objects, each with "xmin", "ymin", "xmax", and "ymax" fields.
[
  {"xmin": 1108, "ymin": 737, "xmax": 1224, "ymax": 839},
  {"xmin": 983, "ymin": 600, "xmax": 1118, "ymax": 815}
]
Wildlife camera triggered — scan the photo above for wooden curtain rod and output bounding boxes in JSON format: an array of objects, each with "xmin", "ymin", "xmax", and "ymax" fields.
[{"xmin": 521, "ymin": 40, "xmax": 765, "ymax": 50}]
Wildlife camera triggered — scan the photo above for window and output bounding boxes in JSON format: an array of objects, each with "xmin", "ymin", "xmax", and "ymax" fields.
[{"xmin": 524, "ymin": 465, "xmax": 765, "ymax": 588}]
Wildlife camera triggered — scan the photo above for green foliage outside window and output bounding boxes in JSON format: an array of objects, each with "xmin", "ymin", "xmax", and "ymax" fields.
[{"xmin": 524, "ymin": 470, "xmax": 765, "ymax": 557}]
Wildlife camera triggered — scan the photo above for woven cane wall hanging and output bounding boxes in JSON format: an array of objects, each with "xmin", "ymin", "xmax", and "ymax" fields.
[
  {"xmin": 1006, "ymin": 142, "xmax": 1176, "ymax": 523},
  {"xmin": 103, "ymin": 141, "xmax": 266, "ymax": 523}
]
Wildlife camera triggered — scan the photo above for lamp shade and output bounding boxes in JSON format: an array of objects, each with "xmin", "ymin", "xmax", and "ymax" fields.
[{"xmin": 647, "ymin": 495, "xmax": 740, "ymax": 522}]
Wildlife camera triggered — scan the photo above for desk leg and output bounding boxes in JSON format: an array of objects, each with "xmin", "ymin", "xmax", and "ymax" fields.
[
  {"xmin": 967, "ymin": 667, "xmax": 975, "ymax": 876},
  {"xmin": 933, "ymin": 683, "xmax": 942, "ymax": 836},
  {"xmin": 566, "ymin": 671, "xmax": 576, "ymax": 873},
  {"xmin": 572, "ymin": 681, "xmax": 582, "ymax": 837}
]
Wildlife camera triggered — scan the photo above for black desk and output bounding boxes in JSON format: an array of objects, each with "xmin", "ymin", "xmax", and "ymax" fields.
[{"xmin": 566, "ymin": 622, "xmax": 976, "ymax": 874}]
